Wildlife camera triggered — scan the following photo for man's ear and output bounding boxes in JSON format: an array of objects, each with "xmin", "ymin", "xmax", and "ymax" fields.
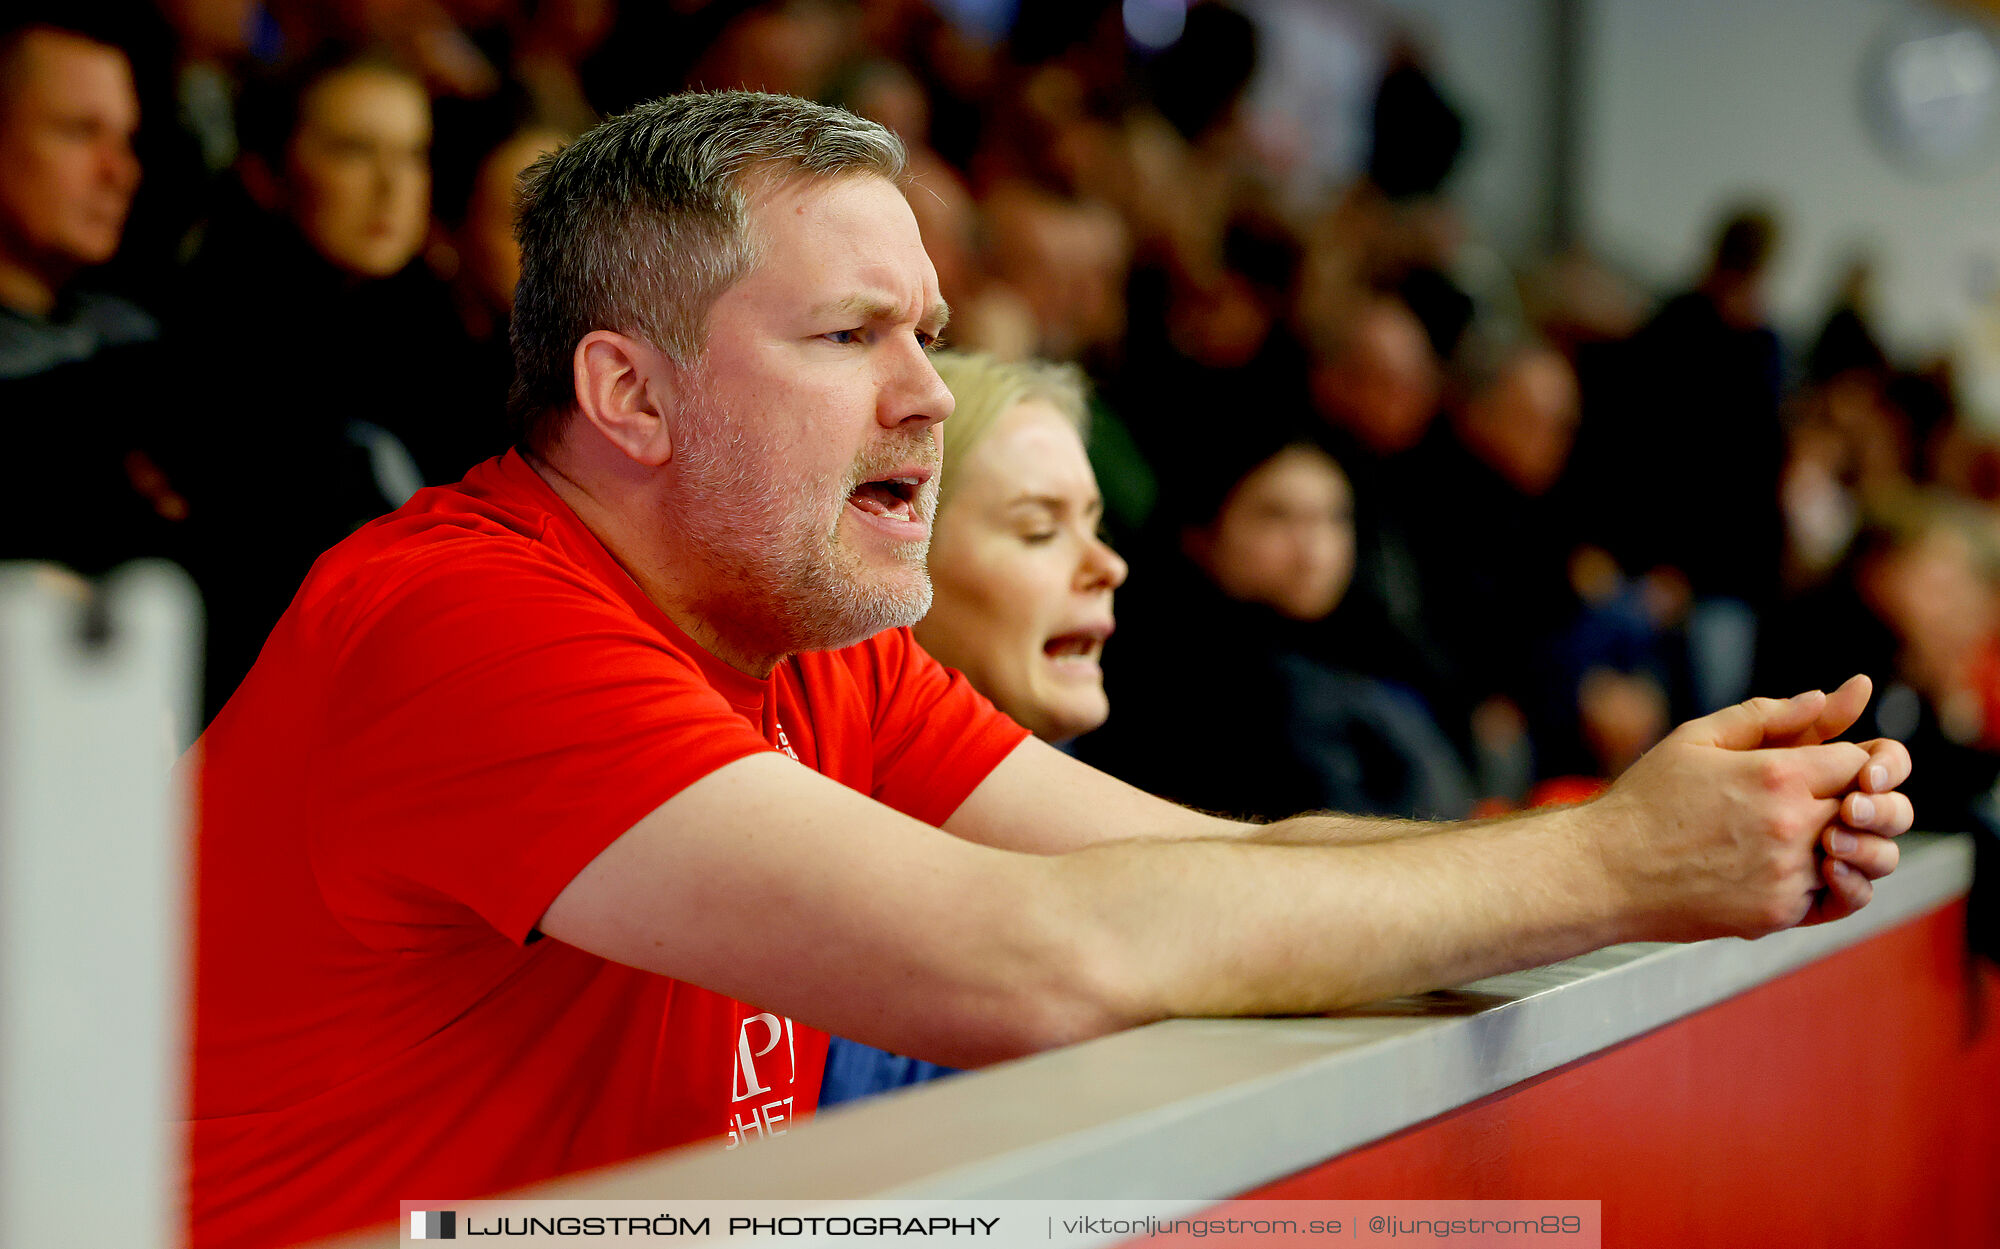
[{"xmin": 571, "ymin": 330, "xmax": 678, "ymax": 466}]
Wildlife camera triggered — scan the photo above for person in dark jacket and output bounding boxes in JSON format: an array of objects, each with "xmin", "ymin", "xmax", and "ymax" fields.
[
  {"xmin": 1080, "ymin": 430, "xmax": 1473, "ymax": 821},
  {"xmin": 165, "ymin": 50, "xmax": 475, "ymax": 717}
]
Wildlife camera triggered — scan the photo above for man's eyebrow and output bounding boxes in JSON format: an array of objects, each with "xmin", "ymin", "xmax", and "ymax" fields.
[
  {"xmin": 812, "ymin": 294, "xmax": 895, "ymax": 322},
  {"xmin": 811, "ymin": 293, "xmax": 952, "ymax": 331}
]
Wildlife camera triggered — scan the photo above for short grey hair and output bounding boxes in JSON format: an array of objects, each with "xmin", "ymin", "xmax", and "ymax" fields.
[{"xmin": 509, "ymin": 90, "xmax": 907, "ymax": 453}]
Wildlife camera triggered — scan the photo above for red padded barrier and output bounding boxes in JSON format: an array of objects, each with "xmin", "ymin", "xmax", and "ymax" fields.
[{"xmin": 1243, "ymin": 902, "xmax": 2000, "ymax": 1248}]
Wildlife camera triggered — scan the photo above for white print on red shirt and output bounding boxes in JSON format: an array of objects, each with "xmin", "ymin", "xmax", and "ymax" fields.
[
  {"xmin": 727, "ymin": 721, "xmax": 802, "ymax": 1150},
  {"xmin": 726, "ymin": 1012, "xmax": 798, "ymax": 1149}
]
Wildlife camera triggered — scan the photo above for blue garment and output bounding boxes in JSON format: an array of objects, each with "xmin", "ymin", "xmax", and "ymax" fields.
[{"xmin": 818, "ymin": 1037, "xmax": 959, "ymax": 1108}]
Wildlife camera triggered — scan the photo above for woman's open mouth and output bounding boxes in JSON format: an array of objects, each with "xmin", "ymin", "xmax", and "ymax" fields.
[{"xmin": 1043, "ymin": 622, "xmax": 1113, "ymax": 671}]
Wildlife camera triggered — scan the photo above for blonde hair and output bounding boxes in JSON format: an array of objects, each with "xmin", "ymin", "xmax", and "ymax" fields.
[{"xmin": 931, "ymin": 352, "xmax": 1092, "ymax": 510}]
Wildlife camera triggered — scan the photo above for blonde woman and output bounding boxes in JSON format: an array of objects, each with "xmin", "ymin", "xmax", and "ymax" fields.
[
  {"xmin": 915, "ymin": 352, "xmax": 1129, "ymax": 739},
  {"xmin": 820, "ymin": 352, "xmax": 1128, "ymax": 1105}
]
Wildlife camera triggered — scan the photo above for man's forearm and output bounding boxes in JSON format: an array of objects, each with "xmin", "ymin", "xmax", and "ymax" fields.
[
  {"xmin": 1239, "ymin": 810, "xmax": 1467, "ymax": 847},
  {"xmin": 1046, "ymin": 802, "xmax": 1622, "ymax": 1027},
  {"xmin": 545, "ymin": 690, "xmax": 1909, "ymax": 1069},
  {"xmin": 1044, "ymin": 692, "xmax": 1914, "ymax": 1033}
]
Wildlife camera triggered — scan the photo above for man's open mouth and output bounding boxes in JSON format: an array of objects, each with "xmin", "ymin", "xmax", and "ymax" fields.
[{"xmin": 848, "ymin": 475, "xmax": 925, "ymax": 523}]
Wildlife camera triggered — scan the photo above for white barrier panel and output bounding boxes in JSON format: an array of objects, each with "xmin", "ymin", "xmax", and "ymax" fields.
[{"xmin": 0, "ymin": 563, "xmax": 200, "ymax": 1249}]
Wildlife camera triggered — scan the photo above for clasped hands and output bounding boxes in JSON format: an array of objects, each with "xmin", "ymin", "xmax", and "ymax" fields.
[{"xmin": 1601, "ymin": 673, "xmax": 1915, "ymax": 940}]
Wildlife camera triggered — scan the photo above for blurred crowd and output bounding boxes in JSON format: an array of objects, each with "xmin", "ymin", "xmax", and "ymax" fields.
[{"xmin": 10, "ymin": 0, "xmax": 2000, "ymax": 867}]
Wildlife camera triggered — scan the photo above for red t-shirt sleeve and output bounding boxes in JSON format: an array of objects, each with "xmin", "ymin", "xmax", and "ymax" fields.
[
  {"xmin": 854, "ymin": 627, "xmax": 1031, "ymax": 827},
  {"xmin": 306, "ymin": 542, "xmax": 773, "ymax": 950}
]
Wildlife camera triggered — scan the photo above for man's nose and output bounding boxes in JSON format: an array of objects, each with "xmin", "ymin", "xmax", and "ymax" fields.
[{"xmin": 880, "ymin": 341, "xmax": 954, "ymax": 429}]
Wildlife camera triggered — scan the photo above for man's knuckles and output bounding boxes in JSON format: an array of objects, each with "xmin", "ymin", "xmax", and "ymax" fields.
[
  {"xmin": 1739, "ymin": 788, "xmax": 1834, "ymax": 846},
  {"xmin": 1740, "ymin": 695, "xmax": 1798, "ymax": 723},
  {"xmin": 1736, "ymin": 743, "xmax": 1866, "ymax": 802},
  {"xmin": 1750, "ymin": 754, "xmax": 1792, "ymax": 794},
  {"xmin": 1750, "ymin": 804, "xmax": 1803, "ymax": 844}
]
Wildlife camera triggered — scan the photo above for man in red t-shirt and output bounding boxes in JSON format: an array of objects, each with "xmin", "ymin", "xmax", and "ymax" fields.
[{"xmin": 190, "ymin": 92, "xmax": 1915, "ymax": 1249}]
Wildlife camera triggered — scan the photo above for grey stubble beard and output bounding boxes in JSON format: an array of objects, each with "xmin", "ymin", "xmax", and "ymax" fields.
[{"xmin": 668, "ymin": 383, "xmax": 938, "ymax": 657}]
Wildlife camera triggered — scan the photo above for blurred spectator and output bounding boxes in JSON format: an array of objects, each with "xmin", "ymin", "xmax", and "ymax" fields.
[
  {"xmin": 686, "ymin": 0, "xmax": 856, "ymax": 100},
  {"xmin": 113, "ymin": 0, "xmax": 260, "ymax": 295},
  {"xmin": 433, "ymin": 119, "xmax": 567, "ymax": 453},
  {"xmin": 348, "ymin": 0, "xmax": 505, "ymax": 99},
  {"xmin": 1847, "ymin": 505, "xmax": 2000, "ymax": 964},
  {"xmin": 1806, "ymin": 252, "xmax": 1889, "ymax": 387},
  {"xmin": 1302, "ymin": 293, "xmax": 1461, "ymax": 722},
  {"xmin": 1365, "ymin": 51, "xmax": 1476, "ymax": 360},
  {"xmin": 1109, "ymin": 207, "xmax": 1306, "ymax": 543},
  {"xmin": 981, "ymin": 181, "xmax": 1131, "ymax": 366},
  {"xmin": 1568, "ymin": 203, "xmax": 1789, "ymax": 713},
  {"xmin": 0, "ymin": 13, "xmax": 196, "ymax": 574},
  {"xmin": 1409, "ymin": 340, "xmax": 1580, "ymax": 774},
  {"xmin": 1412, "ymin": 338, "xmax": 1674, "ymax": 785},
  {"xmin": 512, "ymin": 0, "xmax": 614, "ymax": 134},
  {"xmin": 1079, "ymin": 434, "xmax": 1474, "ymax": 821},
  {"xmin": 1857, "ymin": 506, "xmax": 2000, "ymax": 753},
  {"xmin": 824, "ymin": 351, "xmax": 1125, "ymax": 1106},
  {"xmin": 1777, "ymin": 363, "xmax": 1924, "ymax": 593},
  {"xmin": 1775, "ymin": 260, "xmax": 1934, "ymax": 598},
  {"xmin": 1448, "ymin": 341, "xmax": 1579, "ymax": 500},
  {"xmin": 169, "ymin": 50, "xmax": 473, "ymax": 717},
  {"xmin": 232, "ymin": 54, "xmax": 434, "ymax": 282},
  {"xmin": 827, "ymin": 56, "xmax": 993, "ymax": 352},
  {"xmin": 1780, "ymin": 413, "xmax": 1867, "ymax": 594},
  {"xmin": 1145, "ymin": 1, "xmax": 1259, "ymax": 148},
  {"xmin": 1367, "ymin": 48, "xmax": 1464, "ymax": 203},
  {"xmin": 183, "ymin": 49, "xmax": 459, "ymax": 476},
  {"xmin": 1307, "ymin": 292, "xmax": 1440, "ymax": 460},
  {"xmin": 1762, "ymin": 499, "xmax": 2000, "ymax": 834},
  {"xmin": 574, "ymin": 1, "xmax": 743, "ymax": 118},
  {"xmin": 0, "ymin": 17, "xmax": 151, "ymax": 378},
  {"xmin": 1519, "ymin": 246, "xmax": 1648, "ymax": 361},
  {"xmin": 1574, "ymin": 667, "xmax": 1669, "ymax": 782},
  {"xmin": 1300, "ymin": 44, "xmax": 1491, "ymax": 363}
]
